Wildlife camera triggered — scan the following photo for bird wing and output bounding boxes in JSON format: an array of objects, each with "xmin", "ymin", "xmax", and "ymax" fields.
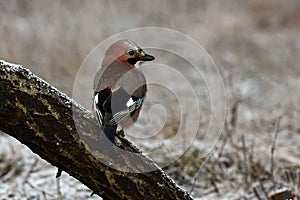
[
  {"xmin": 94, "ymin": 87, "xmax": 144, "ymax": 126},
  {"xmin": 108, "ymin": 97, "xmax": 143, "ymax": 125},
  {"xmin": 93, "ymin": 88, "xmax": 112, "ymax": 126}
]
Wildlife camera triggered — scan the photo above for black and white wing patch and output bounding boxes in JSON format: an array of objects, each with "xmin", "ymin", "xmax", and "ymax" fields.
[
  {"xmin": 93, "ymin": 88, "xmax": 112, "ymax": 126},
  {"xmin": 93, "ymin": 93, "xmax": 103, "ymax": 125},
  {"xmin": 93, "ymin": 87, "xmax": 143, "ymax": 126},
  {"xmin": 108, "ymin": 97, "xmax": 143, "ymax": 125}
]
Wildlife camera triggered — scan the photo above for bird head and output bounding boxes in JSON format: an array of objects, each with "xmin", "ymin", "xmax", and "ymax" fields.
[{"xmin": 103, "ymin": 40, "xmax": 155, "ymax": 66}]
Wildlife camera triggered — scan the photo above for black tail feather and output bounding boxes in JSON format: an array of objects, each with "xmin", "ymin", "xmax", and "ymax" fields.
[{"xmin": 98, "ymin": 125, "xmax": 117, "ymax": 150}]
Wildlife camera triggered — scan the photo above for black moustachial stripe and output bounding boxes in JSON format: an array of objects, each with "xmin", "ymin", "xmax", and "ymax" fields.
[{"xmin": 127, "ymin": 57, "xmax": 139, "ymax": 65}]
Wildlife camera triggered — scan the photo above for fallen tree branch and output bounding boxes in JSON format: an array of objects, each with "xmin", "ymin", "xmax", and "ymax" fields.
[{"xmin": 0, "ymin": 60, "xmax": 193, "ymax": 200}]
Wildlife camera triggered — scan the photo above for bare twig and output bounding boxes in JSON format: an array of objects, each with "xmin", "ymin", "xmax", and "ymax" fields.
[
  {"xmin": 270, "ymin": 116, "xmax": 281, "ymax": 179},
  {"xmin": 217, "ymin": 124, "xmax": 229, "ymax": 159},
  {"xmin": 190, "ymin": 149, "xmax": 215, "ymax": 193},
  {"xmin": 210, "ymin": 178, "xmax": 219, "ymax": 194},
  {"xmin": 253, "ymin": 186, "xmax": 263, "ymax": 200},
  {"xmin": 22, "ymin": 158, "xmax": 39, "ymax": 187},
  {"xmin": 42, "ymin": 191, "xmax": 47, "ymax": 200},
  {"xmin": 230, "ymin": 100, "xmax": 240, "ymax": 131},
  {"xmin": 241, "ymin": 135, "xmax": 249, "ymax": 188},
  {"xmin": 56, "ymin": 177, "xmax": 63, "ymax": 200},
  {"xmin": 259, "ymin": 180, "xmax": 271, "ymax": 200},
  {"xmin": 25, "ymin": 180, "xmax": 56, "ymax": 198},
  {"xmin": 225, "ymin": 100, "xmax": 241, "ymax": 150},
  {"xmin": 56, "ymin": 168, "xmax": 63, "ymax": 178},
  {"xmin": 248, "ymin": 141, "xmax": 254, "ymax": 182}
]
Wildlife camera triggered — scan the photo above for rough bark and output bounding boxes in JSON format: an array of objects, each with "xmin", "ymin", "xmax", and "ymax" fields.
[{"xmin": 0, "ymin": 60, "xmax": 193, "ymax": 200}]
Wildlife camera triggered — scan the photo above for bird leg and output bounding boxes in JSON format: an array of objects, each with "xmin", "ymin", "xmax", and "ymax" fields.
[{"xmin": 116, "ymin": 129, "xmax": 125, "ymax": 137}]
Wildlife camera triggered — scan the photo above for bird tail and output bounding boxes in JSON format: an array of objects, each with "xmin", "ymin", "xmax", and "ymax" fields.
[{"xmin": 99, "ymin": 125, "xmax": 117, "ymax": 150}]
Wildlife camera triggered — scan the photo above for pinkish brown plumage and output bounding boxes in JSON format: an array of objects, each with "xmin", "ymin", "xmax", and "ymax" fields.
[{"xmin": 93, "ymin": 40, "xmax": 154, "ymax": 146}]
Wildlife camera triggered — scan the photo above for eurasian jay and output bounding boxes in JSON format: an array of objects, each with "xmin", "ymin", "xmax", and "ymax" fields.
[{"xmin": 93, "ymin": 40, "xmax": 155, "ymax": 146}]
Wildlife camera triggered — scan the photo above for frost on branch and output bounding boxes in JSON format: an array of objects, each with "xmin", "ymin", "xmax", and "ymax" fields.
[{"xmin": 0, "ymin": 60, "xmax": 193, "ymax": 200}]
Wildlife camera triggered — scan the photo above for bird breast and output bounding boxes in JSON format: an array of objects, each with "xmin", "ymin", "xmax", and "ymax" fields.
[{"xmin": 94, "ymin": 61, "xmax": 147, "ymax": 98}]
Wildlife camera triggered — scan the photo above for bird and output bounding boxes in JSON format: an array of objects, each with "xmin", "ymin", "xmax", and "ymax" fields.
[{"xmin": 92, "ymin": 39, "xmax": 155, "ymax": 148}]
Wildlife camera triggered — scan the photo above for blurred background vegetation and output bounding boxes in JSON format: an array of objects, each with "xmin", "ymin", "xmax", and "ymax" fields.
[{"xmin": 1, "ymin": 0, "xmax": 300, "ymax": 199}]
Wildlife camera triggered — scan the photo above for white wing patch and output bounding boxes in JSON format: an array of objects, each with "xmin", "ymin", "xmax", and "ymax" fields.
[
  {"xmin": 126, "ymin": 97, "xmax": 135, "ymax": 107},
  {"xmin": 93, "ymin": 93, "xmax": 104, "ymax": 126}
]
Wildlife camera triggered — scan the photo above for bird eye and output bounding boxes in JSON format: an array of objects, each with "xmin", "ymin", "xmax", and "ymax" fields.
[{"xmin": 127, "ymin": 50, "xmax": 135, "ymax": 57}]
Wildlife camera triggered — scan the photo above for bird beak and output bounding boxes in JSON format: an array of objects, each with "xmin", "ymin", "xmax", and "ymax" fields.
[{"xmin": 138, "ymin": 52, "xmax": 155, "ymax": 61}]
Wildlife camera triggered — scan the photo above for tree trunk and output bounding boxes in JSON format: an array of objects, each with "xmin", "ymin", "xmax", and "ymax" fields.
[{"xmin": 0, "ymin": 60, "xmax": 193, "ymax": 200}]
